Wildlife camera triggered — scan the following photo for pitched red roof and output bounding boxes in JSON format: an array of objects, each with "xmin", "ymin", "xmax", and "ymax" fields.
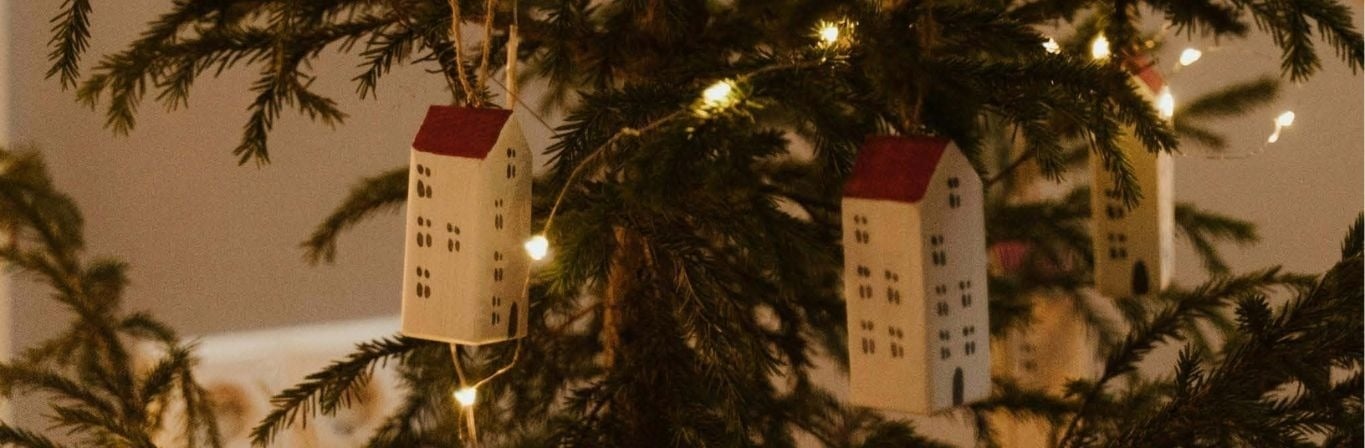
[
  {"xmin": 1124, "ymin": 53, "xmax": 1164, "ymax": 93},
  {"xmin": 843, "ymin": 135, "xmax": 949, "ymax": 203},
  {"xmin": 412, "ymin": 106, "xmax": 512, "ymax": 159}
]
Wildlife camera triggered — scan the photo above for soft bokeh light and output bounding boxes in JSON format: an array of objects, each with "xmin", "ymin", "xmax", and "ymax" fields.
[
  {"xmin": 454, "ymin": 387, "xmax": 478, "ymax": 407},
  {"xmin": 524, "ymin": 235, "xmax": 549, "ymax": 261},
  {"xmin": 1042, "ymin": 37, "xmax": 1061, "ymax": 54},
  {"xmin": 1178, "ymin": 48, "xmax": 1203, "ymax": 66},
  {"xmin": 1091, "ymin": 35, "xmax": 1111, "ymax": 60},
  {"xmin": 1157, "ymin": 87, "xmax": 1175, "ymax": 120},
  {"xmin": 1267, "ymin": 111, "xmax": 1296, "ymax": 143},
  {"xmin": 818, "ymin": 22, "xmax": 841, "ymax": 46},
  {"xmin": 1275, "ymin": 110, "xmax": 1296, "ymax": 127}
]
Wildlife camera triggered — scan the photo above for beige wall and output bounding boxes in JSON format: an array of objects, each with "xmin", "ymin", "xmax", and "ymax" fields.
[{"xmin": 4, "ymin": 0, "xmax": 1362, "ymax": 440}]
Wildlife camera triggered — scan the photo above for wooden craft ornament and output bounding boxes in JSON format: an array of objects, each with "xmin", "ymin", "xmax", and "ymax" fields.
[
  {"xmin": 842, "ymin": 135, "xmax": 991, "ymax": 414},
  {"xmin": 401, "ymin": 106, "xmax": 532, "ymax": 345},
  {"xmin": 1090, "ymin": 56, "xmax": 1175, "ymax": 298}
]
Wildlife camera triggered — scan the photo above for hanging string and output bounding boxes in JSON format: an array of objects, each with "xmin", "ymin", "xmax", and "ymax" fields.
[
  {"xmin": 447, "ymin": 0, "xmax": 477, "ymax": 105},
  {"xmin": 505, "ymin": 0, "xmax": 519, "ymax": 110},
  {"xmin": 476, "ymin": 0, "xmax": 497, "ymax": 97}
]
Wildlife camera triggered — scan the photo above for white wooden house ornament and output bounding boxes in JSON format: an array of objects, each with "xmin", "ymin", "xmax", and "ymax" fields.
[
  {"xmin": 843, "ymin": 136, "xmax": 990, "ymax": 414},
  {"xmin": 401, "ymin": 106, "xmax": 531, "ymax": 345},
  {"xmin": 1090, "ymin": 58, "xmax": 1174, "ymax": 298}
]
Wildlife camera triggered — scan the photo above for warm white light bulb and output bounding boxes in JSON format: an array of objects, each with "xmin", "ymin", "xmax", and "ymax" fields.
[
  {"xmin": 454, "ymin": 387, "xmax": 477, "ymax": 407},
  {"xmin": 697, "ymin": 79, "xmax": 740, "ymax": 116},
  {"xmin": 524, "ymin": 235, "xmax": 549, "ymax": 261},
  {"xmin": 1042, "ymin": 37, "xmax": 1061, "ymax": 54},
  {"xmin": 1157, "ymin": 87, "xmax": 1175, "ymax": 120},
  {"xmin": 1091, "ymin": 35, "xmax": 1111, "ymax": 60},
  {"xmin": 1178, "ymin": 48, "xmax": 1202, "ymax": 66},
  {"xmin": 1275, "ymin": 110, "xmax": 1296, "ymax": 127},
  {"xmin": 1267, "ymin": 111, "xmax": 1296, "ymax": 143},
  {"xmin": 818, "ymin": 23, "xmax": 840, "ymax": 46},
  {"xmin": 702, "ymin": 80, "xmax": 735, "ymax": 106}
]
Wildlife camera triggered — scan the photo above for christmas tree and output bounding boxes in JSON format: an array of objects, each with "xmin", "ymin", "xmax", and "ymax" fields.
[{"xmin": 14, "ymin": 0, "xmax": 1363, "ymax": 446}]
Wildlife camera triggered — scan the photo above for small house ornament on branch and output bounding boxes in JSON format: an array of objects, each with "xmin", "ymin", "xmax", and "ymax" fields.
[
  {"xmin": 842, "ymin": 136, "xmax": 991, "ymax": 414},
  {"xmin": 1090, "ymin": 56, "xmax": 1174, "ymax": 298},
  {"xmin": 402, "ymin": 106, "xmax": 532, "ymax": 345}
]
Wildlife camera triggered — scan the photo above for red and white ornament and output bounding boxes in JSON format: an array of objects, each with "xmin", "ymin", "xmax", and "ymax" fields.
[
  {"xmin": 1090, "ymin": 57, "xmax": 1174, "ymax": 298},
  {"xmin": 843, "ymin": 136, "xmax": 991, "ymax": 414},
  {"xmin": 401, "ymin": 106, "xmax": 532, "ymax": 345}
]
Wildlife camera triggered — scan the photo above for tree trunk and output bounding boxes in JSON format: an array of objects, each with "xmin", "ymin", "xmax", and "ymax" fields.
[{"xmin": 602, "ymin": 225, "xmax": 641, "ymax": 369}]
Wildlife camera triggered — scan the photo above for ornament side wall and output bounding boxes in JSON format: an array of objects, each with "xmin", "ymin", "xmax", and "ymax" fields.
[
  {"xmin": 845, "ymin": 199, "xmax": 931, "ymax": 413},
  {"xmin": 1090, "ymin": 135, "xmax": 1174, "ymax": 298},
  {"xmin": 1091, "ymin": 74, "xmax": 1174, "ymax": 299},
  {"xmin": 990, "ymin": 295, "xmax": 1102, "ymax": 447},
  {"xmin": 481, "ymin": 116, "xmax": 532, "ymax": 341},
  {"xmin": 921, "ymin": 146, "xmax": 991, "ymax": 411}
]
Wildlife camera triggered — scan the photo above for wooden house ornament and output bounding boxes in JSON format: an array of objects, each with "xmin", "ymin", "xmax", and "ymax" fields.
[
  {"xmin": 401, "ymin": 106, "xmax": 531, "ymax": 345},
  {"xmin": 1090, "ymin": 58, "xmax": 1174, "ymax": 298},
  {"xmin": 843, "ymin": 136, "xmax": 990, "ymax": 414}
]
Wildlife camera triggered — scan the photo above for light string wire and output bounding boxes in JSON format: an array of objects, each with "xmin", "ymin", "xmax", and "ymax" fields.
[{"xmin": 446, "ymin": 0, "xmax": 476, "ymax": 105}]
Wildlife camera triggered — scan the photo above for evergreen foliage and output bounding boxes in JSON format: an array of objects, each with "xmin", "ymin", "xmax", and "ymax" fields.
[
  {"xmin": 40, "ymin": 0, "xmax": 1365, "ymax": 446},
  {"xmin": 0, "ymin": 147, "xmax": 221, "ymax": 447}
]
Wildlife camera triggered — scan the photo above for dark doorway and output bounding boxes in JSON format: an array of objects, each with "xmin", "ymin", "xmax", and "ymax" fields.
[
  {"xmin": 952, "ymin": 368, "xmax": 964, "ymax": 405},
  {"xmin": 1132, "ymin": 260, "xmax": 1151, "ymax": 295},
  {"xmin": 507, "ymin": 303, "xmax": 520, "ymax": 339}
]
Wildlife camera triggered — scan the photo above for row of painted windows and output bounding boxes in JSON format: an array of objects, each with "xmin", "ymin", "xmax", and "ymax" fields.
[
  {"xmin": 941, "ymin": 343, "xmax": 979, "ymax": 360},
  {"xmin": 415, "ymin": 180, "xmax": 434, "ymax": 198}
]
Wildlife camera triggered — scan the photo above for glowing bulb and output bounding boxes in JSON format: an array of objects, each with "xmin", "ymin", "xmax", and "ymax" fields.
[
  {"xmin": 696, "ymin": 79, "xmax": 740, "ymax": 116},
  {"xmin": 1267, "ymin": 111, "xmax": 1296, "ymax": 143},
  {"xmin": 702, "ymin": 80, "xmax": 735, "ymax": 106},
  {"xmin": 1156, "ymin": 87, "xmax": 1175, "ymax": 120},
  {"xmin": 1091, "ymin": 34, "xmax": 1111, "ymax": 60},
  {"xmin": 524, "ymin": 235, "xmax": 549, "ymax": 261},
  {"xmin": 1275, "ymin": 110, "xmax": 1296, "ymax": 127},
  {"xmin": 1178, "ymin": 48, "xmax": 1202, "ymax": 66},
  {"xmin": 454, "ymin": 387, "xmax": 477, "ymax": 407},
  {"xmin": 1042, "ymin": 37, "xmax": 1061, "ymax": 54},
  {"xmin": 818, "ymin": 22, "xmax": 841, "ymax": 46}
]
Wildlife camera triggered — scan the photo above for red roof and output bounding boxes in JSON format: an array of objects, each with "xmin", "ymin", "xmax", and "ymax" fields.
[
  {"xmin": 843, "ymin": 135, "xmax": 949, "ymax": 203},
  {"xmin": 1124, "ymin": 53, "xmax": 1164, "ymax": 93},
  {"xmin": 412, "ymin": 106, "xmax": 512, "ymax": 159}
]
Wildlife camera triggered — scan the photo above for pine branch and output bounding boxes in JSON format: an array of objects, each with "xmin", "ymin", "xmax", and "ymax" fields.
[
  {"xmin": 1114, "ymin": 246, "xmax": 1363, "ymax": 445},
  {"xmin": 1234, "ymin": 0, "xmax": 1365, "ymax": 81},
  {"xmin": 302, "ymin": 166, "xmax": 408, "ymax": 264},
  {"xmin": 1144, "ymin": 0, "xmax": 1249, "ymax": 37},
  {"xmin": 1171, "ymin": 122, "xmax": 1227, "ymax": 150},
  {"xmin": 0, "ymin": 363, "xmax": 121, "ymax": 420},
  {"xmin": 1177, "ymin": 76, "xmax": 1280, "ymax": 120},
  {"xmin": 1060, "ymin": 268, "xmax": 1305, "ymax": 446},
  {"xmin": 0, "ymin": 424, "xmax": 69, "ymax": 448},
  {"xmin": 1340, "ymin": 213, "xmax": 1363, "ymax": 258},
  {"xmin": 1175, "ymin": 202, "xmax": 1259, "ymax": 273},
  {"xmin": 250, "ymin": 336, "xmax": 429, "ymax": 447},
  {"xmin": 45, "ymin": 0, "xmax": 93, "ymax": 89}
]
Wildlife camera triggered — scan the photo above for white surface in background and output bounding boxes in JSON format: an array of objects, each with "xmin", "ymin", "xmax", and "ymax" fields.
[{"xmin": 152, "ymin": 317, "xmax": 402, "ymax": 447}]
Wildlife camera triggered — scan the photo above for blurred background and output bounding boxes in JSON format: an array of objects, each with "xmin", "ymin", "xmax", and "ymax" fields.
[{"xmin": 2, "ymin": 0, "xmax": 1361, "ymax": 444}]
